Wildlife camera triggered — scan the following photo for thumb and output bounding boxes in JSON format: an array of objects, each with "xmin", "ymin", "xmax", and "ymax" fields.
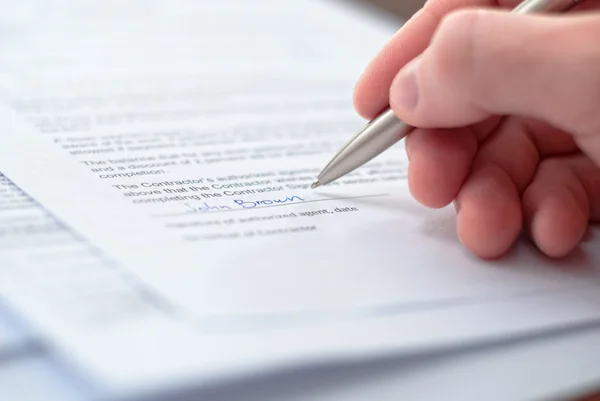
[{"xmin": 389, "ymin": 9, "xmax": 600, "ymax": 138}]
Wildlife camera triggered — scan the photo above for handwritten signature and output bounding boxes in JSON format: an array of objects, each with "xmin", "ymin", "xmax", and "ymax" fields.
[{"xmin": 184, "ymin": 195, "xmax": 305, "ymax": 213}]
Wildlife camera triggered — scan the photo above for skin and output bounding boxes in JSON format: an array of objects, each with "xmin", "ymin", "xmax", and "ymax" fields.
[{"xmin": 354, "ymin": 0, "xmax": 600, "ymax": 259}]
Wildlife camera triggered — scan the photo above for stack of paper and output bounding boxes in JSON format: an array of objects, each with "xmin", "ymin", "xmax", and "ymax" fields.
[{"xmin": 1, "ymin": 0, "xmax": 600, "ymax": 400}]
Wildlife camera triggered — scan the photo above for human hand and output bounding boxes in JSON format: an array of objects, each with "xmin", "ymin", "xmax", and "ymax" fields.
[{"xmin": 354, "ymin": 0, "xmax": 600, "ymax": 259}]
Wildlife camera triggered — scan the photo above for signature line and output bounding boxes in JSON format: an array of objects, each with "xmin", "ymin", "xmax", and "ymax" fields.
[{"xmin": 153, "ymin": 193, "xmax": 389, "ymax": 218}]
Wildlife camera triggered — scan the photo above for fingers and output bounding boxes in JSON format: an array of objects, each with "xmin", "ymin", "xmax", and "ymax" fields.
[
  {"xmin": 428, "ymin": 148, "xmax": 600, "ymax": 260},
  {"xmin": 405, "ymin": 126, "xmax": 478, "ymax": 208},
  {"xmin": 389, "ymin": 9, "xmax": 600, "ymax": 156},
  {"xmin": 521, "ymin": 155, "xmax": 600, "ymax": 258},
  {"xmin": 406, "ymin": 114, "xmax": 585, "ymax": 258},
  {"xmin": 405, "ymin": 118, "xmax": 534, "ymax": 260},
  {"xmin": 353, "ymin": 0, "xmax": 501, "ymax": 119},
  {"xmin": 522, "ymin": 118, "xmax": 579, "ymax": 157},
  {"xmin": 405, "ymin": 115, "xmax": 503, "ymax": 209},
  {"xmin": 455, "ymin": 162, "xmax": 522, "ymax": 259},
  {"xmin": 452, "ymin": 118, "xmax": 540, "ymax": 259}
]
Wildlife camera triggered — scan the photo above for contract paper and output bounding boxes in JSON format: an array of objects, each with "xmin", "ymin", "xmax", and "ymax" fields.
[
  {"xmin": 0, "ymin": 172, "xmax": 182, "ymax": 394},
  {"xmin": 2, "ymin": 0, "xmax": 600, "ymax": 395},
  {"xmin": 0, "ymin": 296, "xmax": 36, "ymax": 361}
]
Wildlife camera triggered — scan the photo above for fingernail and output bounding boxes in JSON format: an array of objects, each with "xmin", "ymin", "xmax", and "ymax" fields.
[{"xmin": 390, "ymin": 57, "xmax": 420, "ymax": 111}]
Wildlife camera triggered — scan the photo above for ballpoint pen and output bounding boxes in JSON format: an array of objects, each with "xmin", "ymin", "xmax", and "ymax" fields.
[{"xmin": 311, "ymin": 0, "xmax": 580, "ymax": 189}]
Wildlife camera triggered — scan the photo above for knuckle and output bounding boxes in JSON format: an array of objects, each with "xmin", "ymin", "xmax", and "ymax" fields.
[
  {"xmin": 438, "ymin": 8, "xmax": 481, "ymax": 32},
  {"xmin": 535, "ymin": 16, "xmax": 600, "ymax": 137},
  {"xmin": 570, "ymin": 45, "xmax": 600, "ymax": 136},
  {"xmin": 431, "ymin": 9, "xmax": 485, "ymax": 94}
]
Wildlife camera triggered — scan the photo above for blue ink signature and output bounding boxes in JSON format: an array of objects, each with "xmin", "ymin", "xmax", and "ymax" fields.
[
  {"xmin": 183, "ymin": 195, "xmax": 305, "ymax": 213},
  {"xmin": 184, "ymin": 202, "xmax": 232, "ymax": 213},
  {"xmin": 233, "ymin": 195, "xmax": 304, "ymax": 209}
]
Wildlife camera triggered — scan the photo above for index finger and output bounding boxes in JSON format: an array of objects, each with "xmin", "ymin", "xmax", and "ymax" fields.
[{"xmin": 353, "ymin": 0, "xmax": 519, "ymax": 119}]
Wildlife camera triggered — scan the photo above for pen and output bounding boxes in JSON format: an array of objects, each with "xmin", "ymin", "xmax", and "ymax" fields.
[{"xmin": 311, "ymin": 0, "xmax": 580, "ymax": 189}]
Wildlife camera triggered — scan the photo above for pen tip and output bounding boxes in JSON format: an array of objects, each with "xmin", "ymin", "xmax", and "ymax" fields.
[{"xmin": 310, "ymin": 180, "xmax": 321, "ymax": 189}]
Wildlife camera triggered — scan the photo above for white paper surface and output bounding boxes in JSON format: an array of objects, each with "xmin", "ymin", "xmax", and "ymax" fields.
[
  {"xmin": 0, "ymin": 300, "xmax": 35, "ymax": 360},
  {"xmin": 2, "ymin": 0, "xmax": 600, "ymax": 397},
  {"xmin": 0, "ymin": 354, "xmax": 90, "ymax": 401},
  {"xmin": 7, "ymin": 326, "xmax": 600, "ymax": 401},
  {"xmin": 0, "ymin": 173, "xmax": 161, "ymax": 326},
  {"xmin": 0, "ymin": 171, "xmax": 182, "ymax": 395},
  {"xmin": 162, "ymin": 325, "xmax": 600, "ymax": 401}
]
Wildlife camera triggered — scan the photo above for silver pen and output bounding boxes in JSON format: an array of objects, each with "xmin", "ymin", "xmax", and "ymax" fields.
[{"xmin": 311, "ymin": 0, "xmax": 580, "ymax": 189}]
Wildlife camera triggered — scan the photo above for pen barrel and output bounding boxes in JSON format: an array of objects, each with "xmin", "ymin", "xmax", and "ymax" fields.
[
  {"xmin": 513, "ymin": 0, "xmax": 576, "ymax": 13},
  {"xmin": 316, "ymin": 110, "xmax": 413, "ymax": 185}
]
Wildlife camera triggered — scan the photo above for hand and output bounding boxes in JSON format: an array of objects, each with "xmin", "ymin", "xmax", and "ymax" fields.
[{"xmin": 354, "ymin": 0, "xmax": 600, "ymax": 259}]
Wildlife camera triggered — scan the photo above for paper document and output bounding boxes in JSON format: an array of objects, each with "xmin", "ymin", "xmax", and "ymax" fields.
[
  {"xmin": 0, "ymin": 354, "xmax": 90, "ymax": 401},
  {"xmin": 0, "ymin": 299, "xmax": 36, "ymax": 360},
  {"xmin": 0, "ymin": 171, "xmax": 182, "ymax": 394},
  {"xmin": 0, "ymin": 173, "xmax": 156, "ymax": 328},
  {"xmin": 2, "ymin": 0, "xmax": 600, "ymax": 395}
]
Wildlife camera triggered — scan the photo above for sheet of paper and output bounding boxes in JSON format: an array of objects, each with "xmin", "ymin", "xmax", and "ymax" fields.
[
  {"xmin": 0, "ymin": 299, "xmax": 36, "ymax": 361},
  {"xmin": 0, "ymin": 173, "xmax": 160, "ymax": 326},
  {"xmin": 167, "ymin": 325, "xmax": 600, "ymax": 401},
  {"xmin": 8, "ymin": 326, "xmax": 600, "ymax": 401},
  {"xmin": 0, "ymin": 354, "xmax": 91, "ymax": 401},
  {"xmin": 3, "ymin": 0, "xmax": 600, "ymax": 396},
  {"xmin": 0, "ymin": 171, "xmax": 186, "ymax": 395}
]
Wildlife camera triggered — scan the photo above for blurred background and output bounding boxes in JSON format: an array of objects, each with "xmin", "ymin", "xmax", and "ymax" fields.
[{"xmin": 361, "ymin": 0, "xmax": 426, "ymax": 19}]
